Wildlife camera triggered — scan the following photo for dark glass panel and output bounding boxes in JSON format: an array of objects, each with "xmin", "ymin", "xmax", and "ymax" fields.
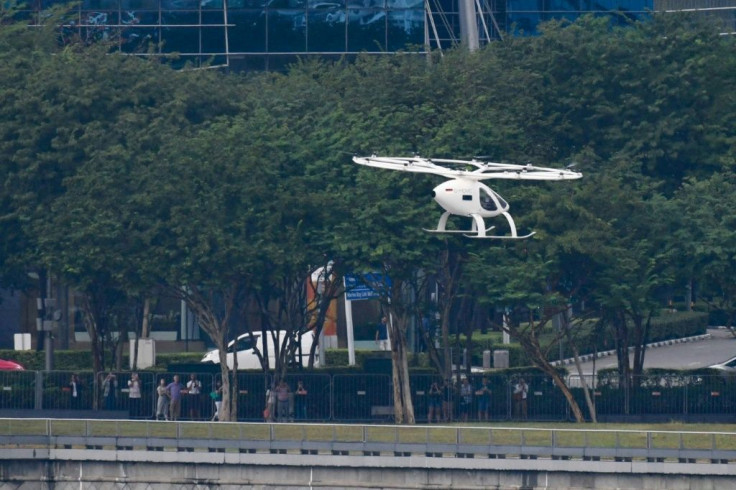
[
  {"xmin": 83, "ymin": 0, "xmax": 121, "ymax": 9},
  {"xmin": 162, "ymin": 9, "xmax": 199, "ymax": 25},
  {"xmin": 507, "ymin": 11, "xmax": 540, "ymax": 34},
  {"xmin": 42, "ymin": 0, "xmax": 75, "ymax": 8},
  {"xmin": 307, "ymin": 6, "xmax": 346, "ymax": 51},
  {"xmin": 80, "ymin": 10, "xmax": 119, "ymax": 26},
  {"xmin": 80, "ymin": 11, "xmax": 117, "ymax": 42},
  {"xmin": 201, "ymin": 25, "xmax": 226, "ymax": 51},
  {"xmin": 386, "ymin": 8, "xmax": 423, "ymax": 49},
  {"xmin": 228, "ymin": 55, "xmax": 267, "ymax": 70},
  {"xmin": 346, "ymin": 9, "xmax": 385, "ymax": 51},
  {"xmin": 267, "ymin": 9, "xmax": 307, "ymax": 51},
  {"xmin": 507, "ymin": 0, "xmax": 542, "ymax": 11},
  {"xmin": 122, "ymin": 0, "xmax": 159, "ymax": 10},
  {"xmin": 201, "ymin": 9, "xmax": 225, "ymax": 23},
  {"xmin": 162, "ymin": 0, "xmax": 199, "ymax": 9},
  {"xmin": 161, "ymin": 26, "xmax": 200, "ymax": 52},
  {"xmin": 545, "ymin": 0, "xmax": 579, "ymax": 11},
  {"xmin": 585, "ymin": 0, "xmax": 650, "ymax": 9},
  {"xmin": 201, "ymin": 0, "xmax": 224, "ymax": 7},
  {"xmin": 120, "ymin": 25, "xmax": 160, "ymax": 51},
  {"xmin": 229, "ymin": 10, "xmax": 266, "ymax": 51}
]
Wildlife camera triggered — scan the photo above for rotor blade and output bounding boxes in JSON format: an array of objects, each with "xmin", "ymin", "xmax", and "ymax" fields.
[{"xmin": 353, "ymin": 156, "xmax": 582, "ymax": 181}]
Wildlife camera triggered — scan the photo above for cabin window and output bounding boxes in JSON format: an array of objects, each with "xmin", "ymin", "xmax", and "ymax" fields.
[{"xmin": 479, "ymin": 188, "xmax": 496, "ymax": 211}]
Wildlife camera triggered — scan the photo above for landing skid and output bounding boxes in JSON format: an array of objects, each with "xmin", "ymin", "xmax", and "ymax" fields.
[
  {"xmin": 464, "ymin": 231, "xmax": 536, "ymax": 240},
  {"xmin": 425, "ymin": 211, "xmax": 535, "ymax": 240},
  {"xmin": 424, "ymin": 226, "xmax": 495, "ymax": 235}
]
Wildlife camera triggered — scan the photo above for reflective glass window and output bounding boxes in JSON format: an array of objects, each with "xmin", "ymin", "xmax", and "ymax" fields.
[
  {"xmin": 584, "ymin": 0, "xmax": 650, "ymax": 9},
  {"xmin": 386, "ymin": 9, "xmax": 423, "ymax": 49},
  {"xmin": 83, "ymin": 0, "xmax": 121, "ymax": 9},
  {"xmin": 307, "ymin": 6, "xmax": 346, "ymax": 51},
  {"xmin": 120, "ymin": 23, "xmax": 161, "ymax": 53},
  {"xmin": 202, "ymin": 26, "xmax": 227, "ymax": 51},
  {"xmin": 162, "ymin": 10, "xmax": 199, "ymax": 26},
  {"xmin": 267, "ymin": 10, "xmax": 308, "ymax": 51},
  {"xmin": 122, "ymin": 0, "xmax": 159, "ymax": 10},
  {"xmin": 161, "ymin": 27, "xmax": 199, "ymax": 52},
  {"xmin": 347, "ymin": 9, "xmax": 385, "ymax": 51},
  {"xmin": 162, "ymin": 0, "xmax": 200, "ymax": 8},
  {"xmin": 202, "ymin": 9, "xmax": 225, "ymax": 24},
  {"xmin": 229, "ymin": 11, "xmax": 267, "ymax": 51},
  {"xmin": 507, "ymin": 0, "xmax": 542, "ymax": 11},
  {"xmin": 545, "ymin": 0, "xmax": 579, "ymax": 11},
  {"xmin": 507, "ymin": 12, "xmax": 540, "ymax": 34}
]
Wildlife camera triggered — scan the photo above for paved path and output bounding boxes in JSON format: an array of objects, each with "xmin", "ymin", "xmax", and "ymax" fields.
[{"xmin": 571, "ymin": 328, "xmax": 736, "ymax": 375}]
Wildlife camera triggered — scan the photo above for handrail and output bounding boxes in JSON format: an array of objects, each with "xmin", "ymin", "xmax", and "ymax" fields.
[{"xmin": 1, "ymin": 418, "xmax": 735, "ymax": 465}]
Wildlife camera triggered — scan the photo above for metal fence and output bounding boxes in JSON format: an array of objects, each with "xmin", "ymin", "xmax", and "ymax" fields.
[{"xmin": 1, "ymin": 370, "xmax": 735, "ymax": 422}]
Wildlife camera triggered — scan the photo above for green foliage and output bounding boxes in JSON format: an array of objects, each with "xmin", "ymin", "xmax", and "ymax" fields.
[
  {"xmin": 1, "ymin": 13, "xmax": 735, "ymax": 388},
  {"xmin": 0, "ymin": 350, "xmax": 92, "ymax": 371}
]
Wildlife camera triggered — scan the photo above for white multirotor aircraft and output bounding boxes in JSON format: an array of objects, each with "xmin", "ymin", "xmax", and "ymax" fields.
[{"xmin": 353, "ymin": 155, "xmax": 582, "ymax": 239}]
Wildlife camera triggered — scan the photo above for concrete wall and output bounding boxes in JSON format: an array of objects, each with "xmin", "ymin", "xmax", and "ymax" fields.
[{"xmin": 1, "ymin": 449, "xmax": 735, "ymax": 489}]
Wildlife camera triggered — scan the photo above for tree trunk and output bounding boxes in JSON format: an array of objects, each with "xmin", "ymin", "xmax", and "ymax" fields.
[
  {"xmin": 388, "ymin": 313, "xmax": 415, "ymax": 424},
  {"xmin": 141, "ymin": 298, "xmax": 151, "ymax": 338},
  {"xmin": 564, "ymin": 327, "xmax": 597, "ymax": 423}
]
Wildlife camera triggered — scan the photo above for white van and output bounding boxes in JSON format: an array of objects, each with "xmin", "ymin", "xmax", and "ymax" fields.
[{"xmin": 201, "ymin": 330, "xmax": 318, "ymax": 369}]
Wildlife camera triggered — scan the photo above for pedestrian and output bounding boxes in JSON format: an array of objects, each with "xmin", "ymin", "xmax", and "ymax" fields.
[
  {"xmin": 211, "ymin": 380, "xmax": 223, "ymax": 421},
  {"xmin": 513, "ymin": 378, "xmax": 528, "ymax": 420},
  {"xmin": 475, "ymin": 377, "xmax": 492, "ymax": 421},
  {"xmin": 156, "ymin": 378, "xmax": 170, "ymax": 421},
  {"xmin": 375, "ymin": 316, "xmax": 390, "ymax": 351},
  {"xmin": 69, "ymin": 373, "xmax": 82, "ymax": 409},
  {"xmin": 427, "ymin": 381, "xmax": 442, "ymax": 423},
  {"xmin": 295, "ymin": 380, "xmax": 308, "ymax": 420},
  {"xmin": 166, "ymin": 375, "xmax": 184, "ymax": 421},
  {"xmin": 264, "ymin": 383, "xmax": 275, "ymax": 422},
  {"xmin": 102, "ymin": 372, "xmax": 117, "ymax": 410},
  {"xmin": 274, "ymin": 379, "xmax": 291, "ymax": 422},
  {"xmin": 459, "ymin": 377, "xmax": 473, "ymax": 422},
  {"xmin": 442, "ymin": 379, "xmax": 454, "ymax": 422},
  {"xmin": 127, "ymin": 372, "xmax": 142, "ymax": 419},
  {"xmin": 186, "ymin": 373, "xmax": 202, "ymax": 420}
]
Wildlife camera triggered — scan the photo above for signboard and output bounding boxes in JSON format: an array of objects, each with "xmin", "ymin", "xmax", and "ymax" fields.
[{"xmin": 344, "ymin": 273, "xmax": 388, "ymax": 301}]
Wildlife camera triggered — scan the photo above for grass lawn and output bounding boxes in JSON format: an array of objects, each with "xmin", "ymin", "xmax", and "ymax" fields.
[{"xmin": 3, "ymin": 419, "xmax": 736, "ymax": 451}]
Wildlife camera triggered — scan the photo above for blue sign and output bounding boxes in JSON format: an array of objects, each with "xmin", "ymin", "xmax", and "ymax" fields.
[{"xmin": 344, "ymin": 273, "xmax": 389, "ymax": 301}]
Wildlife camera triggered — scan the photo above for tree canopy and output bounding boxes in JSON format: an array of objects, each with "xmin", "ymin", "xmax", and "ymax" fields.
[{"xmin": 1, "ymin": 10, "xmax": 735, "ymax": 421}]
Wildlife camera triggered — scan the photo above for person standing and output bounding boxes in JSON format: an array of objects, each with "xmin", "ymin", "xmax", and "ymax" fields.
[
  {"xmin": 156, "ymin": 378, "xmax": 170, "ymax": 421},
  {"xmin": 274, "ymin": 380, "xmax": 291, "ymax": 422},
  {"xmin": 427, "ymin": 381, "xmax": 442, "ymax": 423},
  {"xmin": 375, "ymin": 316, "xmax": 390, "ymax": 351},
  {"xmin": 186, "ymin": 373, "xmax": 202, "ymax": 420},
  {"xmin": 211, "ymin": 380, "xmax": 223, "ymax": 421},
  {"xmin": 513, "ymin": 378, "xmax": 529, "ymax": 420},
  {"xmin": 69, "ymin": 374, "xmax": 82, "ymax": 410},
  {"xmin": 294, "ymin": 380, "xmax": 308, "ymax": 420},
  {"xmin": 475, "ymin": 377, "xmax": 492, "ymax": 421},
  {"xmin": 441, "ymin": 379, "xmax": 455, "ymax": 422},
  {"xmin": 166, "ymin": 375, "xmax": 184, "ymax": 421},
  {"xmin": 127, "ymin": 372, "xmax": 142, "ymax": 419},
  {"xmin": 459, "ymin": 377, "xmax": 473, "ymax": 422},
  {"xmin": 102, "ymin": 372, "xmax": 117, "ymax": 410}
]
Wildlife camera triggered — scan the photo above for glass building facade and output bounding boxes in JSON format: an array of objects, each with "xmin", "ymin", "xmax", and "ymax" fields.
[{"xmin": 25, "ymin": 0, "xmax": 665, "ymax": 69}]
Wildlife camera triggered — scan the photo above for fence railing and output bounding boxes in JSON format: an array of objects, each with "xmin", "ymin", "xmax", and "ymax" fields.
[
  {"xmin": 1, "ymin": 419, "xmax": 735, "ymax": 465},
  {"xmin": 1, "ymin": 371, "xmax": 734, "ymax": 423}
]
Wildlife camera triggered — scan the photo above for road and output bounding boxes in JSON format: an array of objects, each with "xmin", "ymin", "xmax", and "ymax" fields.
[{"xmin": 573, "ymin": 328, "xmax": 736, "ymax": 375}]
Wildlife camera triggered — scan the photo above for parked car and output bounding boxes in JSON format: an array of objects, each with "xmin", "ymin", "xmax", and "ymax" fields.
[
  {"xmin": 201, "ymin": 330, "xmax": 318, "ymax": 370},
  {"xmin": 0, "ymin": 359, "xmax": 24, "ymax": 371},
  {"xmin": 709, "ymin": 355, "xmax": 736, "ymax": 372}
]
